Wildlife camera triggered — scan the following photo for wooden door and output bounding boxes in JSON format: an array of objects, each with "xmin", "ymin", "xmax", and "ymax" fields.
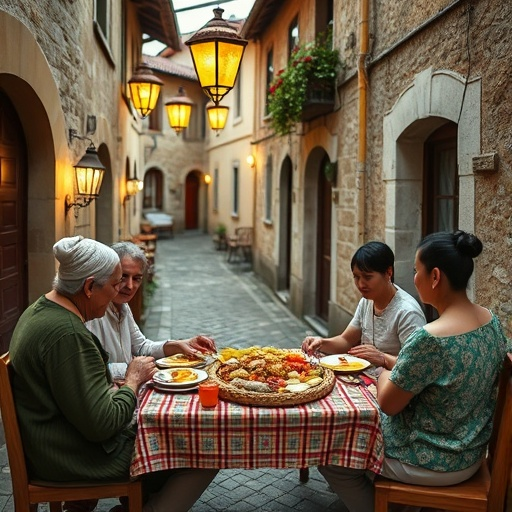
[
  {"xmin": 316, "ymin": 159, "xmax": 331, "ymax": 321},
  {"xmin": 185, "ymin": 172, "xmax": 199, "ymax": 229},
  {"xmin": 0, "ymin": 91, "xmax": 27, "ymax": 353}
]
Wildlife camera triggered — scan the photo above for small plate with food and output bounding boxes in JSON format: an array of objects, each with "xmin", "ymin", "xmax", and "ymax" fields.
[
  {"xmin": 319, "ymin": 354, "xmax": 371, "ymax": 373},
  {"xmin": 153, "ymin": 368, "xmax": 209, "ymax": 388},
  {"xmin": 156, "ymin": 353, "xmax": 209, "ymax": 369}
]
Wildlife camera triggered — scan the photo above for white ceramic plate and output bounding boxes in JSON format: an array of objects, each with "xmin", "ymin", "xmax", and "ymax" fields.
[
  {"xmin": 319, "ymin": 354, "xmax": 371, "ymax": 373},
  {"xmin": 153, "ymin": 368, "xmax": 208, "ymax": 387},
  {"xmin": 152, "ymin": 382, "xmax": 199, "ymax": 393},
  {"xmin": 155, "ymin": 355, "xmax": 206, "ymax": 369}
]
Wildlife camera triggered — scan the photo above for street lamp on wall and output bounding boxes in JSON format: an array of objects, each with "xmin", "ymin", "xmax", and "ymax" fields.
[
  {"xmin": 126, "ymin": 174, "xmax": 143, "ymax": 197},
  {"xmin": 206, "ymin": 101, "xmax": 229, "ymax": 135},
  {"xmin": 128, "ymin": 63, "xmax": 164, "ymax": 119},
  {"xmin": 185, "ymin": 8, "xmax": 247, "ymax": 105},
  {"xmin": 65, "ymin": 129, "xmax": 106, "ymax": 218},
  {"xmin": 165, "ymin": 87, "xmax": 194, "ymax": 134}
]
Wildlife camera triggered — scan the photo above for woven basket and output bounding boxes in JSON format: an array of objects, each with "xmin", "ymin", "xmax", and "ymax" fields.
[{"xmin": 207, "ymin": 360, "xmax": 336, "ymax": 407}]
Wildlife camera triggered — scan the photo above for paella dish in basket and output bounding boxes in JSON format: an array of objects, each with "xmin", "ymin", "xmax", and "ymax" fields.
[{"xmin": 207, "ymin": 346, "xmax": 335, "ymax": 406}]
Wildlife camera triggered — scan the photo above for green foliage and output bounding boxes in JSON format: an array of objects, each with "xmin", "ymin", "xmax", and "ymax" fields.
[
  {"xmin": 215, "ymin": 223, "xmax": 227, "ymax": 236},
  {"xmin": 267, "ymin": 31, "xmax": 342, "ymax": 136}
]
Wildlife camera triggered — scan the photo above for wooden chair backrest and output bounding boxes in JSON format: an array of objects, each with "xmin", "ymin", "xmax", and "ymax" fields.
[
  {"xmin": 0, "ymin": 352, "xmax": 31, "ymax": 502},
  {"xmin": 235, "ymin": 227, "xmax": 253, "ymax": 245},
  {"xmin": 486, "ymin": 355, "xmax": 512, "ymax": 510}
]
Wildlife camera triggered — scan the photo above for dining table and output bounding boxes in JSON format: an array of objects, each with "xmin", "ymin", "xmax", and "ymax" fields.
[{"xmin": 130, "ymin": 374, "xmax": 384, "ymax": 478}]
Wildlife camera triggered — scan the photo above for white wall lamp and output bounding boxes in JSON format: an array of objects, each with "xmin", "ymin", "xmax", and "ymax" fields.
[
  {"xmin": 246, "ymin": 154, "xmax": 256, "ymax": 168},
  {"xmin": 65, "ymin": 129, "xmax": 106, "ymax": 218},
  {"xmin": 124, "ymin": 171, "xmax": 144, "ymax": 205}
]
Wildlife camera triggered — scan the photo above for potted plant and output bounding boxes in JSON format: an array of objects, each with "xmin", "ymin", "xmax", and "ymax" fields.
[
  {"xmin": 267, "ymin": 30, "xmax": 342, "ymax": 136},
  {"xmin": 213, "ymin": 223, "xmax": 227, "ymax": 250}
]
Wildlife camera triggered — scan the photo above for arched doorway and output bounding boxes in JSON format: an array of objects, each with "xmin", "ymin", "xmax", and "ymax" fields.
[
  {"xmin": 143, "ymin": 168, "xmax": 164, "ymax": 210},
  {"xmin": 383, "ymin": 68, "xmax": 480, "ymax": 298},
  {"xmin": 302, "ymin": 146, "xmax": 333, "ymax": 326},
  {"xmin": 0, "ymin": 90, "xmax": 28, "ymax": 353},
  {"xmin": 185, "ymin": 171, "xmax": 201, "ymax": 230},
  {"xmin": 277, "ymin": 156, "xmax": 292, "ymax": 296},
  {"xmin": 316, "ymin": 155, "xmax": 332, "ymax": 321}
]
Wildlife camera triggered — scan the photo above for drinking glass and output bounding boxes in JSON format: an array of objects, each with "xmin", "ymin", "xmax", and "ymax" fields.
[{"xmin": 198, "ymin": 381, "xmax": 219, "ymax": 407}]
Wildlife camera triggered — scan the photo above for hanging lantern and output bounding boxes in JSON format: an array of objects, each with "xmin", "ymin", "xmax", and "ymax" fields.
[
  {"xmin": 128, "ymin": 63, "xmax": 164, "ymax": 118},
  {"xmin": 165, "ymin": 87, "xmax": 194, "ymax": 134},
  {"xmin": 185, "ymin": 8, "xmax": 247, "ymax": 105},
  {"xmin": 206, "ymin": 101, "xmax": 229, "ymax": 134}
]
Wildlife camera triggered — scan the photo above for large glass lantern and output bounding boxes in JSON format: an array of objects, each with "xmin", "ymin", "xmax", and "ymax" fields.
[
  {"xmin": 185, "ymin": 8, "xmax": 247, "ymax": 105},
  {"xmin": 128, "ymin": 63, "xmax": 164, "ymax": 118},
  {"xmin": 165, "ymin": 87, "xmax": 194, "ymax": 134}
]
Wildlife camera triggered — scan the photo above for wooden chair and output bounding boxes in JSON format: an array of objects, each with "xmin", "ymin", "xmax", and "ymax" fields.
[
  {"xmin": 0, "ymin": 352, "xmax": 143, "ymax": 512},
  {"xmin": 226, "ymin": 227, "xmax": 253, "ymax": 263},
  {"xmin": 374, "ymin": 356, "xmax": 512, "ymax": 512}
]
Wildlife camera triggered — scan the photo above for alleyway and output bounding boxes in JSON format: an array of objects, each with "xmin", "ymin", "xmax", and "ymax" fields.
[{"xmin": 0, "ymin": 232, "xmax": 341, "ymax": 512}]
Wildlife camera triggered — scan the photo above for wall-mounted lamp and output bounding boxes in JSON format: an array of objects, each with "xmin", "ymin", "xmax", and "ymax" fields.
[
  {"xmin": 165, "ymin": 87, "xmax": 194, "ymax": 134},
  {"xmin": 126, "ymin": 174, "xmax": 144, "ymax": 197},
  {"xmin": 204, "ymin": 174, "xmax": 212, "ymax": 185},
  {"xmin": 185, "ymin": 8, "xmax": 248, "ymax": 105},
  {"xmin": 65, "ymin": 129, "xmax": 106, "ymax": 218},
  {"xmin": 128, "ymin": 63, "xmax": 164, "ymax": 119},
  {"xmin": 246, "ymin": 155, "xmax": 256, "ymax": 168},
  {"xmin": 206, "ymin": 101, "xmax": 229, "ymax": 135}
]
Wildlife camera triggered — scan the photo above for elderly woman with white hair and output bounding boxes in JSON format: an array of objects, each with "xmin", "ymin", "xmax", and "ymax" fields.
[
  {"xmin": 87, "ymin": 241, "xmax": 216, "ymax": 382},
  {"xmin": 9, "ymin": 236, "xmax": 217, "ymax": 512}
]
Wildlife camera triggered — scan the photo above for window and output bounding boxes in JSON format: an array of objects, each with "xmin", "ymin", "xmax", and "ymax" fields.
[
  {"xmin": 288, "ymin": 16, "xmax": 299, "ymax": 59},
  {"xmin": 232, "ymin": 163, "xmax": 239, "ymax": 216},
  {"xmin": 315, "ymin": 0, "xmax": 334, "ymax": 37},
  {"xmin": 234, "ymin": 71, "xmax": 242, "ymax": 120},
  {"xmin": 213, "ymin": 168, "xmax": 219, "ymax": 212},
  {"xmin": 94, "ymin": 0, "xmax": 114, "ymax": 64},
  {"xmin": 95, "ymin": 0, "xmax": 109, "ymax": 41},
  {"xmin": 423, "ymin": 122, "xmax": 458, "ymax": 234},
  {"xmin": 143, "ymin": 169, "xmax": 164, "ymax": 210},
  {"xmin": 265, "ymin": 48, "xmax": 274, "ymax": 116},
  {"xmin": 265, "ymin": 155, "xmax": 273, "ymax": 221}
]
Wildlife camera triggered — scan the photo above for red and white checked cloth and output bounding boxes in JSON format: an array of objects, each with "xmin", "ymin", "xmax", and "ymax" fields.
[{"xmin": 130, "ymin": 378, "xmax": 384, "ymax": 477}]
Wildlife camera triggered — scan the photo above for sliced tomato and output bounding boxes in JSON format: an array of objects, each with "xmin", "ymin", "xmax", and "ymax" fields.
[{"xmin": 285, "ymin": 353, "xmax": 307, "ymax": 363}]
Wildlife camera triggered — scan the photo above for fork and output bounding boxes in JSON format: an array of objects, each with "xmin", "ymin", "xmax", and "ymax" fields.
[{"xmin": 304, "ymin": 330, "xmax": 322, "ymax": 365}]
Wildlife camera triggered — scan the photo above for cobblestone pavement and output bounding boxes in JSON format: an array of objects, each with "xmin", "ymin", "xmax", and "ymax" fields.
[{"xmin": 0, "ymin": 231, "xmax": 342, "ymax": 512}]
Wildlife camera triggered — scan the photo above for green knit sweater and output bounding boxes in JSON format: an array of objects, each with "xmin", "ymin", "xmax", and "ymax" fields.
[{"xmin": 10, "ymin": 296, "xmax": 137, "ymax": 481}]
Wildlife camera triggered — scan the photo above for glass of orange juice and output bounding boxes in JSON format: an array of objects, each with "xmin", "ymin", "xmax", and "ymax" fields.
[{"xmin": 198, "ymin": 381, "xmax": 219, "ymax": 408}]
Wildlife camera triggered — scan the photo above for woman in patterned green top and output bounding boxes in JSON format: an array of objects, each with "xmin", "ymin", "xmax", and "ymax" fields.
[{"xmin": 318, "ymin": 230, "xmax": 508, "ymax": 512}]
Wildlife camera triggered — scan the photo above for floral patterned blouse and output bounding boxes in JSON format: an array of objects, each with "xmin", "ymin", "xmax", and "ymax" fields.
[{"xmin": 381, "ymin": 313, "xmax": 508, "ymax": 472}]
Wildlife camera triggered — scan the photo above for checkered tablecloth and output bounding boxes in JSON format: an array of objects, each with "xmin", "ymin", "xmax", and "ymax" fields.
[{"xmin": 130, "ymin": 378, "xmax": 384, "ymax": 477}]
